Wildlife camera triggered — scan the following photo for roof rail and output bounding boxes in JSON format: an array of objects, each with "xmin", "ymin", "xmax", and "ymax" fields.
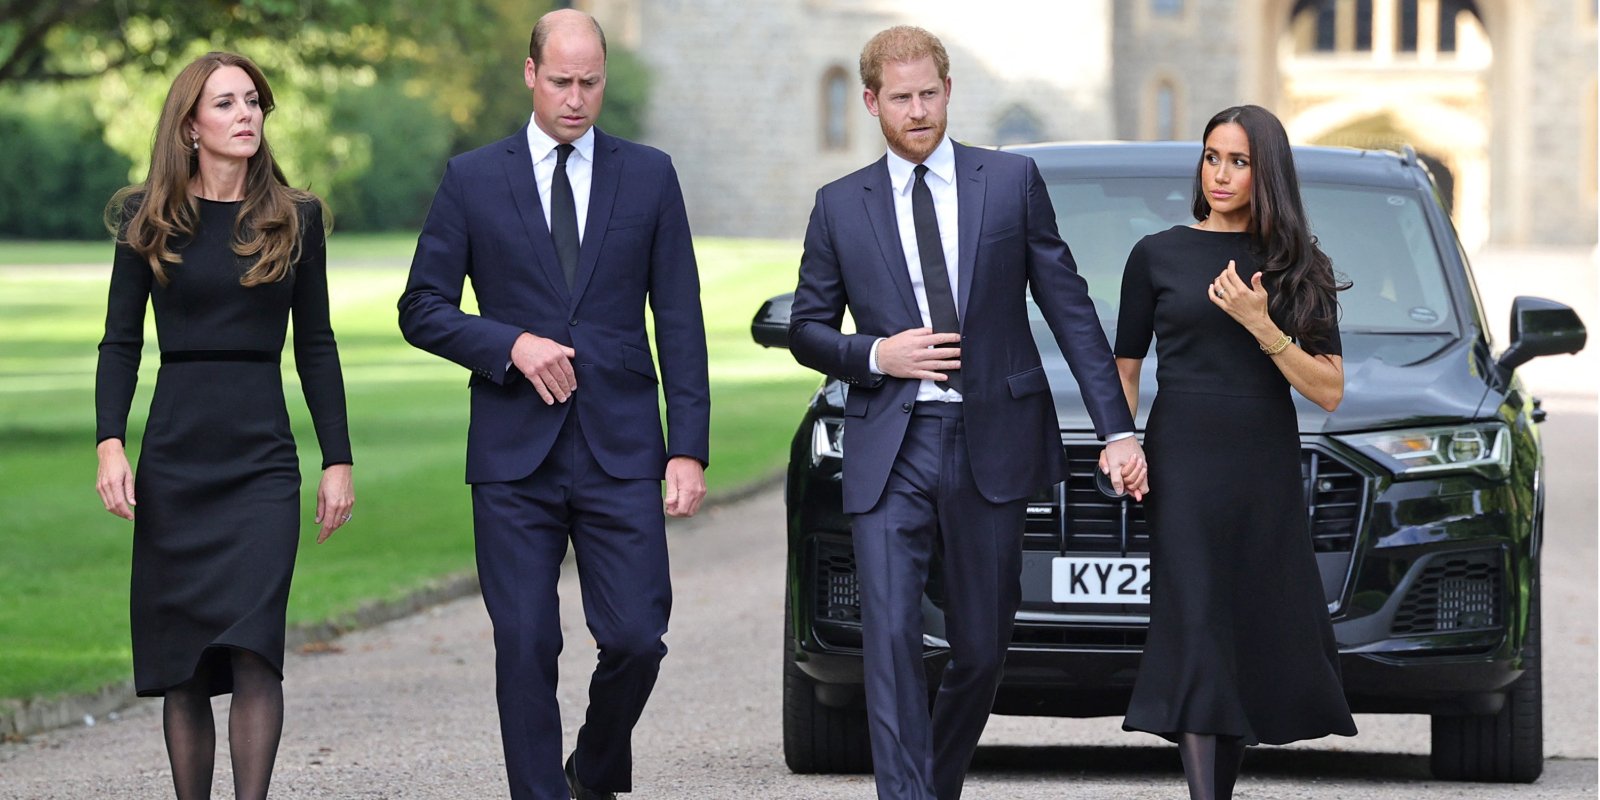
[{"xmin": 1400, "ymin": 144, "xmax": 1418, "ymax": 166}]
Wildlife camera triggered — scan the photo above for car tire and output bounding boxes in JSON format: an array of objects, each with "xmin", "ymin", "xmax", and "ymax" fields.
[
  {"xmin": 1429, "ymin": 570, "xmax": 1543, "ymax": 782},
  {"xmin": 783, "ymin": 598, "xmax": 873, "ymax": 775}
]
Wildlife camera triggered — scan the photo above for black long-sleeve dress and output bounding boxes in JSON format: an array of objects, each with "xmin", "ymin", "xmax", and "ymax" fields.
[
  {"xmin": 96, "ymin": 196, "xmax": 351, "ymax": 697},
  {"xmin": 1115, "ymin": 225, "xmax": 1356, "ymax": 745}
]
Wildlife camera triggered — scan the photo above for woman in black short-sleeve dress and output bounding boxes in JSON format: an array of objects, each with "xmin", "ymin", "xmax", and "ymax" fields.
[
  {"xmin": 93, "ymin": 52, "xmax": 354, "ymax": 800},
  {"xmin": 1113, "ymin": 106, "xmax": 1357, "ymax": 800}
]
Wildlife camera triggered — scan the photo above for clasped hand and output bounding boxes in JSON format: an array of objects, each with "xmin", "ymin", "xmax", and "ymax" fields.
[
  {"xmin": 512, "ymin": 332, "xmax": 578, "ymax": 404},
  {"xmin": 1097, "ymin": 437, "xmax": 1150, "ymax": 501},
  {"xmin": 876, "ymin": 327, "xmax": 961, "ymax": 381}
]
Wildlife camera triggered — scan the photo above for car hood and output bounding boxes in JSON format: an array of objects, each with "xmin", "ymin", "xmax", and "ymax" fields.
[{"xmin": 1042, "ymin": 330, "xmax": 1493, "ymax": 435}]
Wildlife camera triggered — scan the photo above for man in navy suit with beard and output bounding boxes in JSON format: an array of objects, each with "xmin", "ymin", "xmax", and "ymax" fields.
[
  {"xmin": 788, "ymin": 25, "xmax": 1150, "ymax": 800},
  {"xmin": 398, "ymin": 9, "xmax": 708, "ymax": 799}
]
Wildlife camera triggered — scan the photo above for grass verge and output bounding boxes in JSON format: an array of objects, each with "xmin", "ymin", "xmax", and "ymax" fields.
[{"xmin": 0, "ymin": 234, "xmax": 815, "ymax": 700}]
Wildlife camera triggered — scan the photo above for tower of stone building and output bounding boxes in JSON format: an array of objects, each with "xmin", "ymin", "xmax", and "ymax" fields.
[
  {"xmin": 584, "ymin": 0, "xmax": 1592, "ymax": 245},
  {"xmin": 1111, "ymin": 0, "xmax": 1596, "ymax": 248}
]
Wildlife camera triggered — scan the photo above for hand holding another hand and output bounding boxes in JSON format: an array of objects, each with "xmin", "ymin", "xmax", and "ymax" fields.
[{"xmin": 1097, "ymin": 437, "xmax": 1150, "ymax": 501}]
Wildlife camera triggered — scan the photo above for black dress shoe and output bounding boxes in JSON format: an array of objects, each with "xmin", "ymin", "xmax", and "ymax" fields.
[{"xmin": 564, "ymin": 754, "xmax": 616, "ymax": 800}]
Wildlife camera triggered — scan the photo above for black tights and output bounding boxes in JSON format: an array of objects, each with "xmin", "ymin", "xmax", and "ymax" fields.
[
  {"xmin": 1178, "ymin": 733, "xmax": 1246, "ymax": 800},
  {"xmin": 162, "ymin": 649, "xmax": 284, "ymax": 800}
]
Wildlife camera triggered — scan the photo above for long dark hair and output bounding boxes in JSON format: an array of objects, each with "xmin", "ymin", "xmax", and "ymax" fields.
[
  {"xmin": 1192, "ymin": 105, "xmax": 1347, "ymax": 350},
  {"xmin": 105, "ymin": 51, "xmax": 318, "ymax": 286}
]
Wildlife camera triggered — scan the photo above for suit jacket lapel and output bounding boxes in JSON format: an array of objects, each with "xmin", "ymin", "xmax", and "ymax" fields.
[
  {"xmin": 570, "ymin": 128, "xmax": 620, "ymax": 309},
  {"xmin": 502, "ymin": 128, "xmax": 571, "ymax": 301},
  {"xmin": 954, "ymin": 143, "xmax": 985, "ymax": 321},
  {"xmin": 861, "ymin": 158, "xmax": 923, "ymax": 325}
]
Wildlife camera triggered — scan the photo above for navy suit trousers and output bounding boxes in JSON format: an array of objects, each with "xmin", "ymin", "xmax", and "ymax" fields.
[
  {"xmin": 471, "ymin": 411, "xmax": 671, "ymax": 799},
  {"xmin": 851, "ymin": 404, "xmax": 1027, "ymax": 800}
]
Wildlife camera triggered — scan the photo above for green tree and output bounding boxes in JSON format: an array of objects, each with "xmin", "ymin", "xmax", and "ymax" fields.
[
  {"xmin": 0, "ymin": 1, "xmax": 502, "ymax": 87},
  {"xmin": 0, "ymin": 85, "xmax": 130, "ymax": 238},
  {"xmin": 326, "ymin": 76, "xmax": 456, "ymax": 230},
  {"xmin": 0, "ymin": 0, "xmax": 658, "ymax": 233}
]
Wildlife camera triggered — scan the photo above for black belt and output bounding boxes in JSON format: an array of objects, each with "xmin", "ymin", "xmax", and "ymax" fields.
[
  {"xmin": 160, "ymin": 349, "xmax": 280, "ymax": 364},
  {"xmin": 911, "ymin": 401, "xmax": 963, "ymax": 418}
]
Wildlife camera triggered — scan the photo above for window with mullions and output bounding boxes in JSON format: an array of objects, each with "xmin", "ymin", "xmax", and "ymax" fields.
[{"xmin": 820, "ymin": 67, "xmax": 850, "ymax": 151}]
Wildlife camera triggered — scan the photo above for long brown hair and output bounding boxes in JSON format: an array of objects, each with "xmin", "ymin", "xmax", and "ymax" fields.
[
  {"xmin": 106, "ymin": 51, "xmax": 317, "ymax": 286},
  {"xmin": 1192, "ymin": 105, "xmax": 1348, "ymax": 351}
]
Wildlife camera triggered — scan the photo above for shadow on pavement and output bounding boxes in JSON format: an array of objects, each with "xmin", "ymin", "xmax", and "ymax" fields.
[{"xmin": 970, "ymin": 744, "xmax": 1431, "ymax": 781}]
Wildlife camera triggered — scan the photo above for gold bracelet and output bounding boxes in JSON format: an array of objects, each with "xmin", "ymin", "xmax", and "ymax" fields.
[{"xmin": 1260, "ymin": 333, "xmax": 1293, "ymax": 355}]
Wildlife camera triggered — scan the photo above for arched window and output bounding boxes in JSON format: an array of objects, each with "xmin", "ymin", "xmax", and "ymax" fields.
[
  {"xmin": 994, "ymin": 105, "xmax": 1045, "ymax": 146},
  {"xmin": 821, "ymin": 66, "xmax": 851, "ymax": 151},
  {"xmin": 1154, "ymin": 82, "xmax": 1178, "ymax": 140}
]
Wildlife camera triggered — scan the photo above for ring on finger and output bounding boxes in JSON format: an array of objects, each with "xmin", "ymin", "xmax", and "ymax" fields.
[{"xmin": 1213, "ymin": 286, "xmax": 1224, "ymax": 298}]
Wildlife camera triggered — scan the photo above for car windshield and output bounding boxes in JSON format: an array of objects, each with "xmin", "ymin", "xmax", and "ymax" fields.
[{"xmin": 1031, "ymin": 176, "xmax": 1458, "ymax": 337}]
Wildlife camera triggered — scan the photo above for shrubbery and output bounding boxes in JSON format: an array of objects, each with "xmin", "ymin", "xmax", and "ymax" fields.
[
  {"xmin": 0, "ymin": 89, "xmax": 133, "ymax": 240},
  {"xmin": 0, "ymin": 43, "xmax": 652, "ymax": 239}
]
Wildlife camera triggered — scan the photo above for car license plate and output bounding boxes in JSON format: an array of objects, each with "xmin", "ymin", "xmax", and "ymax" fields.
[{"xmin": 1051, "ymin": 556, "xmax": 1151, "ymax": 604}]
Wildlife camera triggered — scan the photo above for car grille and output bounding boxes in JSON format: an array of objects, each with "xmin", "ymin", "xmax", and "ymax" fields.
[
  {"xmin": 813, "ymin": 537, "xmax": 862, "ymax": 625},
  {"xmin": 1390, "ymin": 549, "xmax": 1502, "ymax": 636},
  {"xmin": 807, "ymin": 446, "xmax": 1368, "ymax": 643},
  {"xmin": 1023, "ymin": 444, "xmax": 1365, "ymax": 555}
]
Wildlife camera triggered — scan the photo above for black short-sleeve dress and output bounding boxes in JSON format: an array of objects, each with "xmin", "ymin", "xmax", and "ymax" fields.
[
  {"xmin": 1115, "ymin": 225, "xmax": 1357, "ymax": 745},
  {"xmin": 96, "ymin": 197, "xmax": 352, "ymax": 697}
]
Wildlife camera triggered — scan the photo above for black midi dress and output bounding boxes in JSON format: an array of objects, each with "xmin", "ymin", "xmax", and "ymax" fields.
[
  {"xmin": 96, "ymin": 197, "xmax": 351, "ymax": 697},
  {"xmin": 1115, "ymin": 225, "xmax": 1356, "ymax": 745}
]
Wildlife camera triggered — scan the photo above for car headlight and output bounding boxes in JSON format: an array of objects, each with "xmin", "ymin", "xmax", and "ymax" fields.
[
  {"xmin": 1336, "ymin": 423, "xmax": 1511, "ymax": 480},
  {"xmin": 811, "ymin": 417, "xmax": 844, "ymax": 466}
]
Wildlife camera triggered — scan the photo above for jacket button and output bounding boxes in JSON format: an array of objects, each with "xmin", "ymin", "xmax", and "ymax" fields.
[
  {"xmin": 569, "ymin": 319, "xmax": 578, "ymax": 326},
  {"xmin": 901, "ymin": 402, "xmax": 912, "ymax": 412}
]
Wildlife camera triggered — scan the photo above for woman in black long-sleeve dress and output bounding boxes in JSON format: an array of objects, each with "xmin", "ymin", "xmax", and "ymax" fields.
[
  {"xmin": 1112, "ymin": 106, "xmax": 1357, "ymax": 800},
  {"xmin": 93, "ymin": 51, "xmax": 354, "ymax": 800}
]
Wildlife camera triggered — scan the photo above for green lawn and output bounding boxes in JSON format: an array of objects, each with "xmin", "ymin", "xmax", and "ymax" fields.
[{"xmin": 0, "ymin": 234, "xmax": 817, "ymax": 701}]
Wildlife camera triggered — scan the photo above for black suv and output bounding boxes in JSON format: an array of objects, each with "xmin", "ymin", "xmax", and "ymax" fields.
[{"xmin": 751, "ymin": 142, "xmax": 1586, "ymax": 783}]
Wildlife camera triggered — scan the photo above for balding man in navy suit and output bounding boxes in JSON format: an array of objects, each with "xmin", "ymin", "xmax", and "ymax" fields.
[{"xmin": 399, "ymin": 10, "xmax": 708, "ymax": 800}]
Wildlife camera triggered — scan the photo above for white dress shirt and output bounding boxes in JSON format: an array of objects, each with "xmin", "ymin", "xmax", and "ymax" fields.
[
  {"xmin": 864, "ymin": 136, "xmax": 1135, "ymax": 443},
  {"xmin": 526, "ymin": 118, "xmax": 595, "ymax": 243},
  {"xmin": 870, "ymin": 136, "xmax": 963, "ymax": 403}
]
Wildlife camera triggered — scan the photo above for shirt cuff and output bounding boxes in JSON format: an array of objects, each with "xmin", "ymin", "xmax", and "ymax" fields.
[
  {"xmin": 868, "ymin": 337, "xmax": 885, "ymax": 375},
  {"xmin": 1106, "ymin": 431, "xmax": 1135, "ymax": 442}
]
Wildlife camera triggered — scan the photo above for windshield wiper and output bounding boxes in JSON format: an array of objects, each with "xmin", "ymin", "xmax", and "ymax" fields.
[{"xmin": 1340, "ymin": 328, "xmax": 1457, "ymax": 336}]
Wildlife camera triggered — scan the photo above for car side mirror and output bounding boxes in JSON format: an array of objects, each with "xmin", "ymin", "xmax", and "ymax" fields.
[
  {"xmin": 1496, "ymin": 296, "xmax": 1586, "ymax": 372},
  {"xmin": 751, "ymin": 292, "xmax": 794, "ymax": 349}
]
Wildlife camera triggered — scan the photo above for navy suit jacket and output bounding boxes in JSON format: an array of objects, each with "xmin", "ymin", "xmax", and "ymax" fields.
[
  {"xmin": 399, "ymin": 126, "xmax": 710, "ymax": 484},
  {"xmin": 789, "ymin": 142, "xmax": 1133, "ymax": 514}
]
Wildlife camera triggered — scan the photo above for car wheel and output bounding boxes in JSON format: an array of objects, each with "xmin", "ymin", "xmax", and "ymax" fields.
[
  {"xmin": 783, "ymin": 596, "xmax": 873, "ymax": 774},
  {"xmin": 1429, "ymin": 569, "xmax": 1543, "ymax": 782}
]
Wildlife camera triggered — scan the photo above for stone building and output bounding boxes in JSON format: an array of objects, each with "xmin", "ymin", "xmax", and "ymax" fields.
[{"xmin": 582, "ymin": 0, "xmax": 1597, "ymax": 249}]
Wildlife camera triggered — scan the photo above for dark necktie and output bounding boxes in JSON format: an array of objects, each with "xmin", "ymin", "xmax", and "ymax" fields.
[
  {"xmin": 550, "ymin": 143, "xmax": 579, "ymax": 289},
  {"xmin": 912, "ymin": 164, "xmax": 961, "ymax": 392}
]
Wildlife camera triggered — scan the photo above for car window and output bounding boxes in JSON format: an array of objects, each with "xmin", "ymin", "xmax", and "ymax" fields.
[
  {"xmin": 1303, "ymin": 184, "xmax": 1454, "ymax": 333},
  {"xmin": 1034, "ymin": 176, "xmax": 1457, "ymax": 336},
  {"xmin": 1041, "ymin": 178, "xmax": 1191, "ymax": 321}
]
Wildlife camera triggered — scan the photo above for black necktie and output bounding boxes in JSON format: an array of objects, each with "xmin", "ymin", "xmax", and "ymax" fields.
[
  {"xmin": 551, "ymin": 143, "xmax": 579, "ymax": 289},
  {"xmin": 912, "ymin": 164, "xmax": 960, "ymax": 392}
]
